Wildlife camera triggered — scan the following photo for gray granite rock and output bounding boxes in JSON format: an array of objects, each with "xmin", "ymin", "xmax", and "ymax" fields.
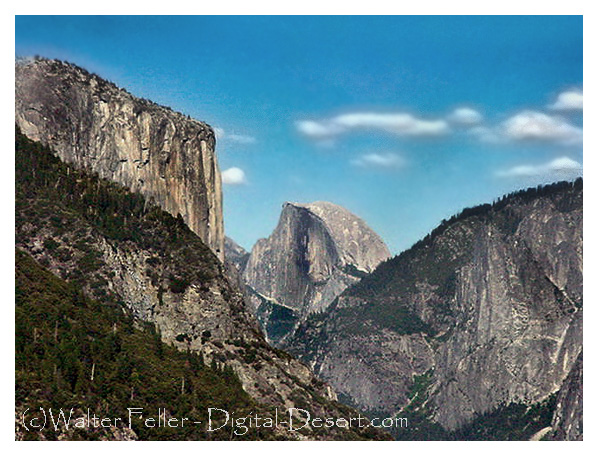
[
  {"xmin": 550, "ymin": 350, "xmax": 583, "ymax": 440},
  {"xmin": 15, "ymin": 57, "xmax": 224, "ymax": 260},
  {"xmin": 286, "ymin": 182, "xmax": 583, "ymax": 434},
  {"xmin": 243, "ymin": 201, "xmax": 390, "ymax": 342}
]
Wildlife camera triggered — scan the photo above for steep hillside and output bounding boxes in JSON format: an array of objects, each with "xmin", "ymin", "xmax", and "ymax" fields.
[
  {"xmin": 15, "ymin": 128, "xmax": 387, "ymax": 441},
  {"xmin": 285, "ymin": 180, "xmax": 582, "ymax": 436},
  {"xmin": 16, "ymin": 249, "xmax": 267, "ymax": 440},
  {"xmin": 15, "ymin": 57, "xmax": 224, "ymax": 260}
]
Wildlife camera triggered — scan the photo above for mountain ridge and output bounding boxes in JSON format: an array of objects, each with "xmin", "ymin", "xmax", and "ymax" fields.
[{"xmin": 284, "ymin": 179, "xmax": 582, "ymax": 436}]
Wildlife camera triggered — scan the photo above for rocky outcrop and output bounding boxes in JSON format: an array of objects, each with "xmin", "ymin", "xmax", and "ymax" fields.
[
  {"xmin": 242, "ymin": 201, "xmax": 390, "ymax": 342},
  {"xmin": 244, "ymin": 201, "xmax": 391, "ymax": 317},
  {"xmin": 550, "ymin": 351, "xmax": 583, "ymax": 440},
  {"xmin": 225, "ymin": 236, "xmax": 250, "ymax": 273},
  {"xmin": 15, "ymin": 57, "xmax": 224, "ymax": 260},
  {"xmin": 15, "ymin": 130, "xmax": 387, "ymax": 440},
  {"xmin": 285, "ymin": 180, "xmax": 583, "ymax": 436}
]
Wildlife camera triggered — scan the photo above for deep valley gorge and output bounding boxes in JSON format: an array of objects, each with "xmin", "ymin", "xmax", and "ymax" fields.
[{"xmin": 15, "ymin": 56, "xmax": 583, "ymax": 441}]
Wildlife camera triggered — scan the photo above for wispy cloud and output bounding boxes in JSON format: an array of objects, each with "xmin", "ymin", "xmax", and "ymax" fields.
[
  {"xmin": 227, "ymin": 133, "xmax": 256, "ymax": 144},
  {"xmin": 296, "ymin": 120, "xmax": 342, "ymax": 138},
  {"xmin": 215, "ymin": 127, "xmax": 256, "ymax": 144},
  {"xmin": 501, "ymin": 111, "xmax": 582, "ymax": 144},
  {"xmin": 468, "ymin": 126, "xmax": 502, "ymax": 143},
  {"xmin": 296, "ymin": 112, "xmax": 450, "ymax": 139},
  {"xmin": 351, "ymin": 152, "xmax": 405, "ymax": 169},
  {"xmin": 467, "ymin": 110, "xmax": 583, "ymax": 145},
  {"xmin": 221, "ymin": 167, "xmax": 247, "ymax": 185},
  {"xmin": 448, "ymin": 107, "xmax": 483, "ymax": 126},
  {"xmin": 299, "ymin": 91, "xmax": 583, "ymax": 149},
  {"xmin": 496, "ymin": 156, "xmax": 582, "ymax": 180},
  {"xmin": 548, "ymin": 90, "xmax": 583, "ymax": 111}
]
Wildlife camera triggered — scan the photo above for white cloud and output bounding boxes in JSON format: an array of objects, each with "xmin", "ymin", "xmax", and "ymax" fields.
[
  {"xmin": 501, "ymin": 111, "xmax": 582, "ymax": 144},
  {"xmin": 549, "ymin": 90, "xmax": 583, "ymax": 111},
  {"xmin": 448, "ymin": 107, "xmax": 483, "ymax": 125},
  {"xmin": 296, "ymin": 120, "xmax": 343, "ymax": 138},
  {"xmin": 351, "ymin": 152, "xmax": 405, "ymax": 169},
  {"xmin": 214, "ymin": 127, "xmax": 225, "ymax": 139},
  {"xmin": 297, "ymin": 112, "xmax": 450, "ymax": 139},
  {"xmin": 221, "ymin": 167, "xmax": 247, "ymax": 185},
  {"xmin": 496, "ymin": 156, "xmax": 582, "ymax": 180},
  {"xmin": 215, "ymin": 127, "xmax": 256, "ymax": 144},
  {"xmin": 468, "ymin": 126, "xmax": 502, "ymax": 143},
  {"xmin": 227, "ymin": 133, "xmax": 256, "ymax": 144}
]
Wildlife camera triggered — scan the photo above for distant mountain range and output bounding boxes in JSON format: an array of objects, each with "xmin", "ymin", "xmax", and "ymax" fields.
[{"xmin": 227, "ymin": 177, "xmax": 582, "ymax": 440}]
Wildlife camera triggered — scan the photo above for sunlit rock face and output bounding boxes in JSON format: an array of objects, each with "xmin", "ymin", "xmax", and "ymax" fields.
[
  {"xmin": 285, "ymin": 182, "xmax": 582, "ymax": 432},
  {"xmin": 242, "ymin": 201, "xmax": 390, "ymax": 343},
  {"xmin": 15, "ymin": 129, "xmax": 390, "ymax": 441},
  {"xmin": 550, "ymin": 351, "xmax": 583, "ymax": 441},
  {"xmin": 15, "ymin": 57, "xmax": 224, "ymax": 260},
  {"xmin": 225, "ymin": 236, "xmax": 250, "ymax": 273}
]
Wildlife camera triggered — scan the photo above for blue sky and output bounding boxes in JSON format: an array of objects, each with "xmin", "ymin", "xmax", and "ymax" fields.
[{"xmin": 15, "ymin": 16, "xmax": 583, "ymax": 254}]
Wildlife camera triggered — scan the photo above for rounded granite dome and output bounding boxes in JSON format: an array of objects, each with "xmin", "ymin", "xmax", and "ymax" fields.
[{"xmin": 288, "ymin": 201, "xmax": 391, "ymax": 273}]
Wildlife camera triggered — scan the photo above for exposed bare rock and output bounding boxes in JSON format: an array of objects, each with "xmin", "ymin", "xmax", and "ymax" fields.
[
  {"xmin": 15, "ymin": 131, "xmax": 387, "ymax": 440},
  {"xmin": 242, "ymin": 201, "xmax": 390, "ymax": 343},
  {"xmin": 285, "ymin": 181, "xmax": 583, "ymax": 435},
  {"xmin": 244, "ymin": 201, "xmax": 391, "ymax": 317},
  {"xmin": 296, "ymin": 201, "xmax": 391, "ymax": 274},
  {"xmin": 225, "ymin": 236, "xmax": 250, "ymax": 271},
  {"xmin": 225, "ymin": 236, "xmax": 250, "ymax": 273},
  {"xmin": 550, "ymin": 350, "xmax": 583, "ymax": 440},
  {"xmin": 15, "ymin": 57, "xmax": 224, "ymax": 260}
]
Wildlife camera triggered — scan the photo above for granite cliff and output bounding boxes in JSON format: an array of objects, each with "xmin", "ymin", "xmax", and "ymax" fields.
[
  {"xmin": 15, "ymin": 130, "xmax": 387, "ymax": 440},
  {"xmin": 550, "ymin": 350, "xmax": 583, "ymax": 440},
  {"xmin": 15, "ymin": 57, "xmax": 224, "ymax": 260},
  {"xmin": 285, "ymin": 180, "xmax": 582, "ymax": 437},
  {"xmin": 225, "ymin": 236, "xmax": 250, "ymax": 273},
  {"xmin": 242, "ymin": 201, "xmax": 390, "ymax": 343}
]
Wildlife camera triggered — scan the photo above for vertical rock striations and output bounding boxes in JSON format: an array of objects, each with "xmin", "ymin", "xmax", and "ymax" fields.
[
  {"xmin": 15, "ymin": 130, "xmax": 388, "ymax": 440},
  {"xmin": 242, "ymin": 201, "xmax": 390, "ymax": 342},
  {"xmin": 15, "ymin": 57, "xmax": 224, "ymax": 260},
  {"xmin": 225, "ymin": 236, "xmax": 250, "ymax": 273},
  {"xmin": 550, "ymin": 351, "xmax": 583, "ymax": 440},
  {"xmin": 285, "ymin": 180, "xmax": 583, "ymax": 434}
]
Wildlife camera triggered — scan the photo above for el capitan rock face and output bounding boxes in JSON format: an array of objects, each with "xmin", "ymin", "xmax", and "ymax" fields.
[
  {"xmin": 15, "ymin": 57, "xmax": 224, "ymax": 260},
  {"xmin": 285, "ymin": 181, "xmax": 582, "ymax": 432},
  {"xmin": 242, "ymin": 201, "xmax": 390, "ymax": 343},
  {"xmin": 15, "ymin": 130, "xmax": 388, "ymax": 441},
  {"xmin": 14, "ymin": 55, "xmax": 583, "ymax": 440}
]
